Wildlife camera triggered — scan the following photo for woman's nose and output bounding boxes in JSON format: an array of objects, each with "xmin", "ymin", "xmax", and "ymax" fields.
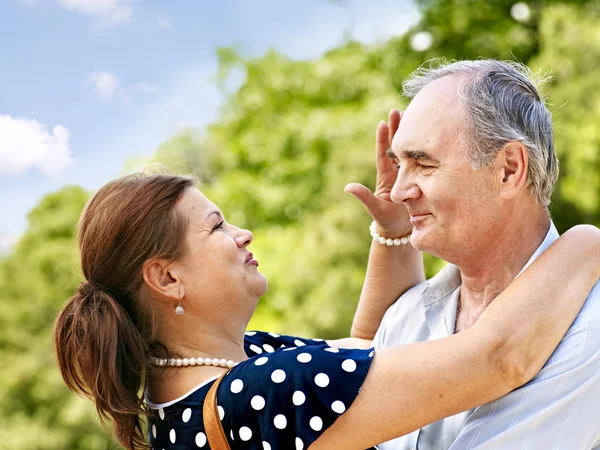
[{"xmin": 235, "ymin": 228, "xmax": 254, "ymax": 248}]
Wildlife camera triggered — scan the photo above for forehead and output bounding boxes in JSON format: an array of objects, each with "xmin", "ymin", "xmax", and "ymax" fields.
[
  {"xmin": 178, "ymin": 187, "xmax": 219, "ymax": 221},
  {"xmin": 392, "ymin": 75, "xmax": 465, "ymax": 160}
]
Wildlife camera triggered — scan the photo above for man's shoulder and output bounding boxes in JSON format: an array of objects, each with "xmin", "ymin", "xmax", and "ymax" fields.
[{"xmin": 384, "ymin": 279, "xmax": 429, "ymax": 316}]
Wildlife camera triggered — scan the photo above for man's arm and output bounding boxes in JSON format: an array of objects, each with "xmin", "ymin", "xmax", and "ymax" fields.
[{"xmin": 449, "ymin": 283, "xmax": 600, "ymax": 450}]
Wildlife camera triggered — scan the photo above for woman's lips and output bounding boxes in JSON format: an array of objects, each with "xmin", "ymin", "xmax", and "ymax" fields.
[{"xmin": 245, "ymin": 253, "xmax": 259, "ymax": 266}]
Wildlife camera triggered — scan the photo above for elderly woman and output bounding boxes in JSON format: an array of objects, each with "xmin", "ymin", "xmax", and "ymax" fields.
[{"xmin": 54, "ymin": 116, "xmax": 600, "ymax": 449}]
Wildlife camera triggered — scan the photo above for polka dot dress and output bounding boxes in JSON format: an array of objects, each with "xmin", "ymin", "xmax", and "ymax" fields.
[{"xmin": 147, "ymin": 331, "xmax": 377, "ymax": 449}]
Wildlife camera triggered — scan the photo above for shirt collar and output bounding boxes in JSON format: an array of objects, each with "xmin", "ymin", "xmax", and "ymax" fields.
[{"xmin": 421, "ymin": 221, "xmax": 559, "ymax": 305}]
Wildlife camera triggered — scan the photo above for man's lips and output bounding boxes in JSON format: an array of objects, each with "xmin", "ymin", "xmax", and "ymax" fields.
[{"xmin": 409, "ymin": 213, "xmax": 431, "ymax": 224}]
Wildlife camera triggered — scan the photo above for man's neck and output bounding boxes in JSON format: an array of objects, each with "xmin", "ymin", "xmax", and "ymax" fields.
[{"xmin": 454, "ymin": 210, "xmax": 551, "ymax": 332}]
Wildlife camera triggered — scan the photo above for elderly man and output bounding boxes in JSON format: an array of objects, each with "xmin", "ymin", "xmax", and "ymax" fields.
[{"xmin": 347, "ymin": 60, "xmax": 600, "ymax": 449}]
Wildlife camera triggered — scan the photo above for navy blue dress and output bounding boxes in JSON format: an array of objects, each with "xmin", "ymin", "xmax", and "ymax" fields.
[{"xmin": 147, "ymin": 331, "xmax": 377, "ymax": 449}]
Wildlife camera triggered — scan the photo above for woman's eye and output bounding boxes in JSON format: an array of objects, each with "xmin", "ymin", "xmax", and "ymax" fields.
[{"xmin": 212, "ymin": 221, "xmax": 224, "ymax": 231}]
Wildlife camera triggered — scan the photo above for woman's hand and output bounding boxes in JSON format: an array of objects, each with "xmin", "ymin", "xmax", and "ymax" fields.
[{"xmin": 345, "ymin": 108, "xmax": 412, "ymax": 236}]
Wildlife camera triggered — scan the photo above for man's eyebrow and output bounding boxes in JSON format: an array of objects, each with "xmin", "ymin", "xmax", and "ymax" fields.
[{"xmin": 394, "ymin": 148, "xmax": 440, "ymax": 163}]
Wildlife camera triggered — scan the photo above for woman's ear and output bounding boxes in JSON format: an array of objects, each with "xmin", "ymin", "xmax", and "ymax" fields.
[
  {"xmin": 498, "ymin": 142, "xmax": 529, "ymax": 200},
  {"xmin": 142, "ymin": 259, "xmax": 184, "ymax": 302}
]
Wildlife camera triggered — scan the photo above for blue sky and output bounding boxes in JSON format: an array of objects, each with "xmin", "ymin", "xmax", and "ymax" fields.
[{"xmin": 0, "ymin": 0, "xmax": 418, "ymax": 252}]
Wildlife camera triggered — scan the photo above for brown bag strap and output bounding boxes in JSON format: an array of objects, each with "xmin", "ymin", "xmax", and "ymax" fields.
[{"xmin": 203, "ymin": 370, "xmax": 232, "ymax": 450}]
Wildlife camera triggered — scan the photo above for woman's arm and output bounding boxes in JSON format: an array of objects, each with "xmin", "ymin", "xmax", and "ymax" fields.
[
  {"xmin": 335, "ymin": 110, "xmax": 424, "ymax": 344},
  {"xmin": 312, "ymin": 225, "xmax": 600, "ymax": 449}
]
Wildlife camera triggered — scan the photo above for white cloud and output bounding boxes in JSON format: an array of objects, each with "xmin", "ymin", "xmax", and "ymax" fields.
[
  {"xmin": 84, "ymin": 70, "xmax": 121, "ymax": 99},
  {"xmin": 0, "ymin": 115, "xmax": 74, "ymax": 179},
  {"xmin": 122, "ymin": 82, "xmax": 159, "ymax": 106},
  {"xmin": 157, "ymin": 15, "xmax": 173, "ymax": 30},
  {"xmin": 56, "ymin": 0, "xmax": 134, "ymax": 27},
  {"xmin": 84, "ymin": 71, "xmax": 159, "ymax": 105}
]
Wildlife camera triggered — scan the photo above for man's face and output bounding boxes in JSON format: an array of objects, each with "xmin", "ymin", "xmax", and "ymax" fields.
[{"xmin": 389, "ymin": 76, "xmax": 502, "ymax": 261}]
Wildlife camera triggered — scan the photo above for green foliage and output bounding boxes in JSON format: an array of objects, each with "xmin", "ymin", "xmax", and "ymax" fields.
[{"xmin": 2, "ymin": 1, "xmax": 599, "ymax": 448}]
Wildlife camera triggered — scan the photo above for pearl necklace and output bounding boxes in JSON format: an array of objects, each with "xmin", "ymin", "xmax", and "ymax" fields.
[{"xmin": 149, "ymin": 356, "xmax": 239, "ymax": 368}]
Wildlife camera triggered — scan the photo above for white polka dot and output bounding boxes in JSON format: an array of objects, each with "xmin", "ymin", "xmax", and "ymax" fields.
[
  {"xmin": 158, "ymin": 408, "xmax": 165, "ymax": 420},
  {"xmin": 342, "ymin": 359, "xmax": 357, "ymax": 372},
  {"xmin": 262, "ymin": 442, "xmax": 272, "ymax": 450},
  {"xmin": 239, "ymin": 426, "xmax": 252, "ymax": 441},
  {"xmin": 230, "ymin": 429, "xmax": 235, "ymax": 440},
  {"xmin": 274, "ymin": 414, "xmax": 287, "ymax": 429},
  {"xmin": 249, "ymin": 344, "xmax": 263, "ymax": 354},
  {"xmin": 255, "ymin": 356, "xmax": 269, "ymax": 366},
  {"xmin": 324, "ymin": 347, "xmax": 339, "ymax": 353},
  {"xmin": 169, "ymin": 429, "xmax": 176, "ymax": 444},
  {"xmin": 152, "ymin": 424, "xmax": 157, "ymax": 438},
  {"xmin": 369, "ymin": 350, "xmax": 375, "ymax": 357},
  {"xmin": 245, "ymin": 331, "xmax": 257, "ymax": 336},
  {"xmin": 283, "ymin": 347, "xmax": 296, "ymax": 351},
  {"xmin": 310, "ymin": 416, "xmax": 323, "ymax": 431},
  {"xmin": 296, "ymin": 437, "xmax": 304, "ymax": 450},
  {"xmin": 332, "ymin": 400, "xmax": 346, "ymax": 414},
  {"xmin": 230, "ymin": 379, "xmax": 244, "ymax": 394},
  {"xmin": 251, "ymin": 395, "xmax": 266, "ymax": 410},
  {"xmin": 195, "ymin": 432, "xmax": 207, "ymax": 447},
  {"xmin": 218, "ymin": 405, "xmax": 225, "ymax": 420},
  {"xmin": 312, "ymin": 338, "xmax": 324, "ymax": 341},
  {"xmin": 292, "ymin": 390, "xmax": 306, "ymax": 406},
  {"xmin": 297, "ymin": 353, "xmax": 312, "ymax": 363},
  {"xmin": 263, "ymin": 344, "xmax": 275, "ymax": 353},
  {"xmin": 182, "ymin": 407, "xmax": 192, "ymax": 423},
  {"xmin": 271, "ymin": 369, "xmax": 286, "ymax": 383},
  {"xmin": 315, "ymin": 373, "xmax": 330, "ymax": 387},
  {"xmin": 294, "ymin": 339, "xmax": 306, "ymax": 347},
  {"xmin": 309, "ymin": 416, "xmax": 323, "ymax": 431},
  {"xmin": 268, "ymin": 332, "xmax": 280, "ymax": 338}
]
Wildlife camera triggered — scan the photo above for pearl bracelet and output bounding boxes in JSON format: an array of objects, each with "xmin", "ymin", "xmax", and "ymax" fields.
[{"xmin": 370, "ymin": 221, "xmax": 411, "ymax": 246}]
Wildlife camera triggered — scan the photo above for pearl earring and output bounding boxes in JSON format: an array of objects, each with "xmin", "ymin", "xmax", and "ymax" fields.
[{"xmin": 175, "ymin": 291, "xmax": 184, "ymax": 315}]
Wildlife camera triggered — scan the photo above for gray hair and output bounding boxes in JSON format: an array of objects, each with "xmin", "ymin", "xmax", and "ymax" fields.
[{"xmin": 403, "ymin": 59, "xmax": 558, "ymax": 206}]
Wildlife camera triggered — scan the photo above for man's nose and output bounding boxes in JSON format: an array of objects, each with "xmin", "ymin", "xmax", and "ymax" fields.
[{"xmin": 390, "ymin": 168, "xmax": 421, "ymax": 204}]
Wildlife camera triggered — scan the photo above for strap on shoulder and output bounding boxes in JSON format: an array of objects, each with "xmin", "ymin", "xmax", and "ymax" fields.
[{"xmin": 203, "ymin": 370, "xmax": 232, "ymax": 450}]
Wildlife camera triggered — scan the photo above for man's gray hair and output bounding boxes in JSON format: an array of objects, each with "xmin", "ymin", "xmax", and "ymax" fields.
[{"xmin": 403, "ymin": 60, "xmax": 558, "ymax": 206}]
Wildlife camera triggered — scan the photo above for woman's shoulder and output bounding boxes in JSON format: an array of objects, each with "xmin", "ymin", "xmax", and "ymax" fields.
[
  {"xmin": 243, "ymin": 330, "xmax": 327, "ymax": 357},
  {"xmin": 147, "ymin": 375, "xmax": 215, "ymax": 449}
]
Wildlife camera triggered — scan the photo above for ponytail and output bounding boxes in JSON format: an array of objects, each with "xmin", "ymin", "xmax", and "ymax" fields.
[{"xmin": 54, "ymin": 282, "xmax": 150, "ymax": 450}]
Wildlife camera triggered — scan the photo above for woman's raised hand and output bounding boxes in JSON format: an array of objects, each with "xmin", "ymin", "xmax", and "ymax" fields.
[{"xmin": 345, "ymin": 108, "xmax": 412, "ymax": 236}]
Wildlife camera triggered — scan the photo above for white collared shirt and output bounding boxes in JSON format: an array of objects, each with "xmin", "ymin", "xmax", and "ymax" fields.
[{"xmin": 373, "ymin": 223, "xmax": 600, "ymax": 450}]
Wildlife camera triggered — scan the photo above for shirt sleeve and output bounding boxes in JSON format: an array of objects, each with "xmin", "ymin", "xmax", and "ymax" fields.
[
  {"xmin": 448, "ymin": 319, "xmax": 600, "ymax": 450},
  {"xmin": 244, "ymin": 330, "xmax": 327, "ymax": 357},
  {"xmin": 217, "ymin": 342, "xmax": 374, "ymax": 449}
]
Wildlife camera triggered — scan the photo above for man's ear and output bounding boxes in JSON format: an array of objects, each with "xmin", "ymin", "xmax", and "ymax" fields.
[
  {"xmin": 142, "ymin": 259, "xmax": 184, "ymax": 302},
  {"xmin": 497, "ymin": 142, "xmax": 528, "ymax": 200}
]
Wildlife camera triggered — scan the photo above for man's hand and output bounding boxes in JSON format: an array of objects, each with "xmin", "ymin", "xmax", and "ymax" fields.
[{"xmin": 345, "ymin": 108, "xmax": 412, "ymax": 236}]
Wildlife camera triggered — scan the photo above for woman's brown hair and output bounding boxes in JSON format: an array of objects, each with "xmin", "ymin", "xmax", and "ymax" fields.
[{"xmin": 53, "ymin": 173, "xmax": 194, "ymax": 450}]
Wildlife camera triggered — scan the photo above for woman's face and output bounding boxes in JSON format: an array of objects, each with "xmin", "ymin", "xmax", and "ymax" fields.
[{"xmin": 174, "ymin": 188, "xmax": 267, "ymax": 314}]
